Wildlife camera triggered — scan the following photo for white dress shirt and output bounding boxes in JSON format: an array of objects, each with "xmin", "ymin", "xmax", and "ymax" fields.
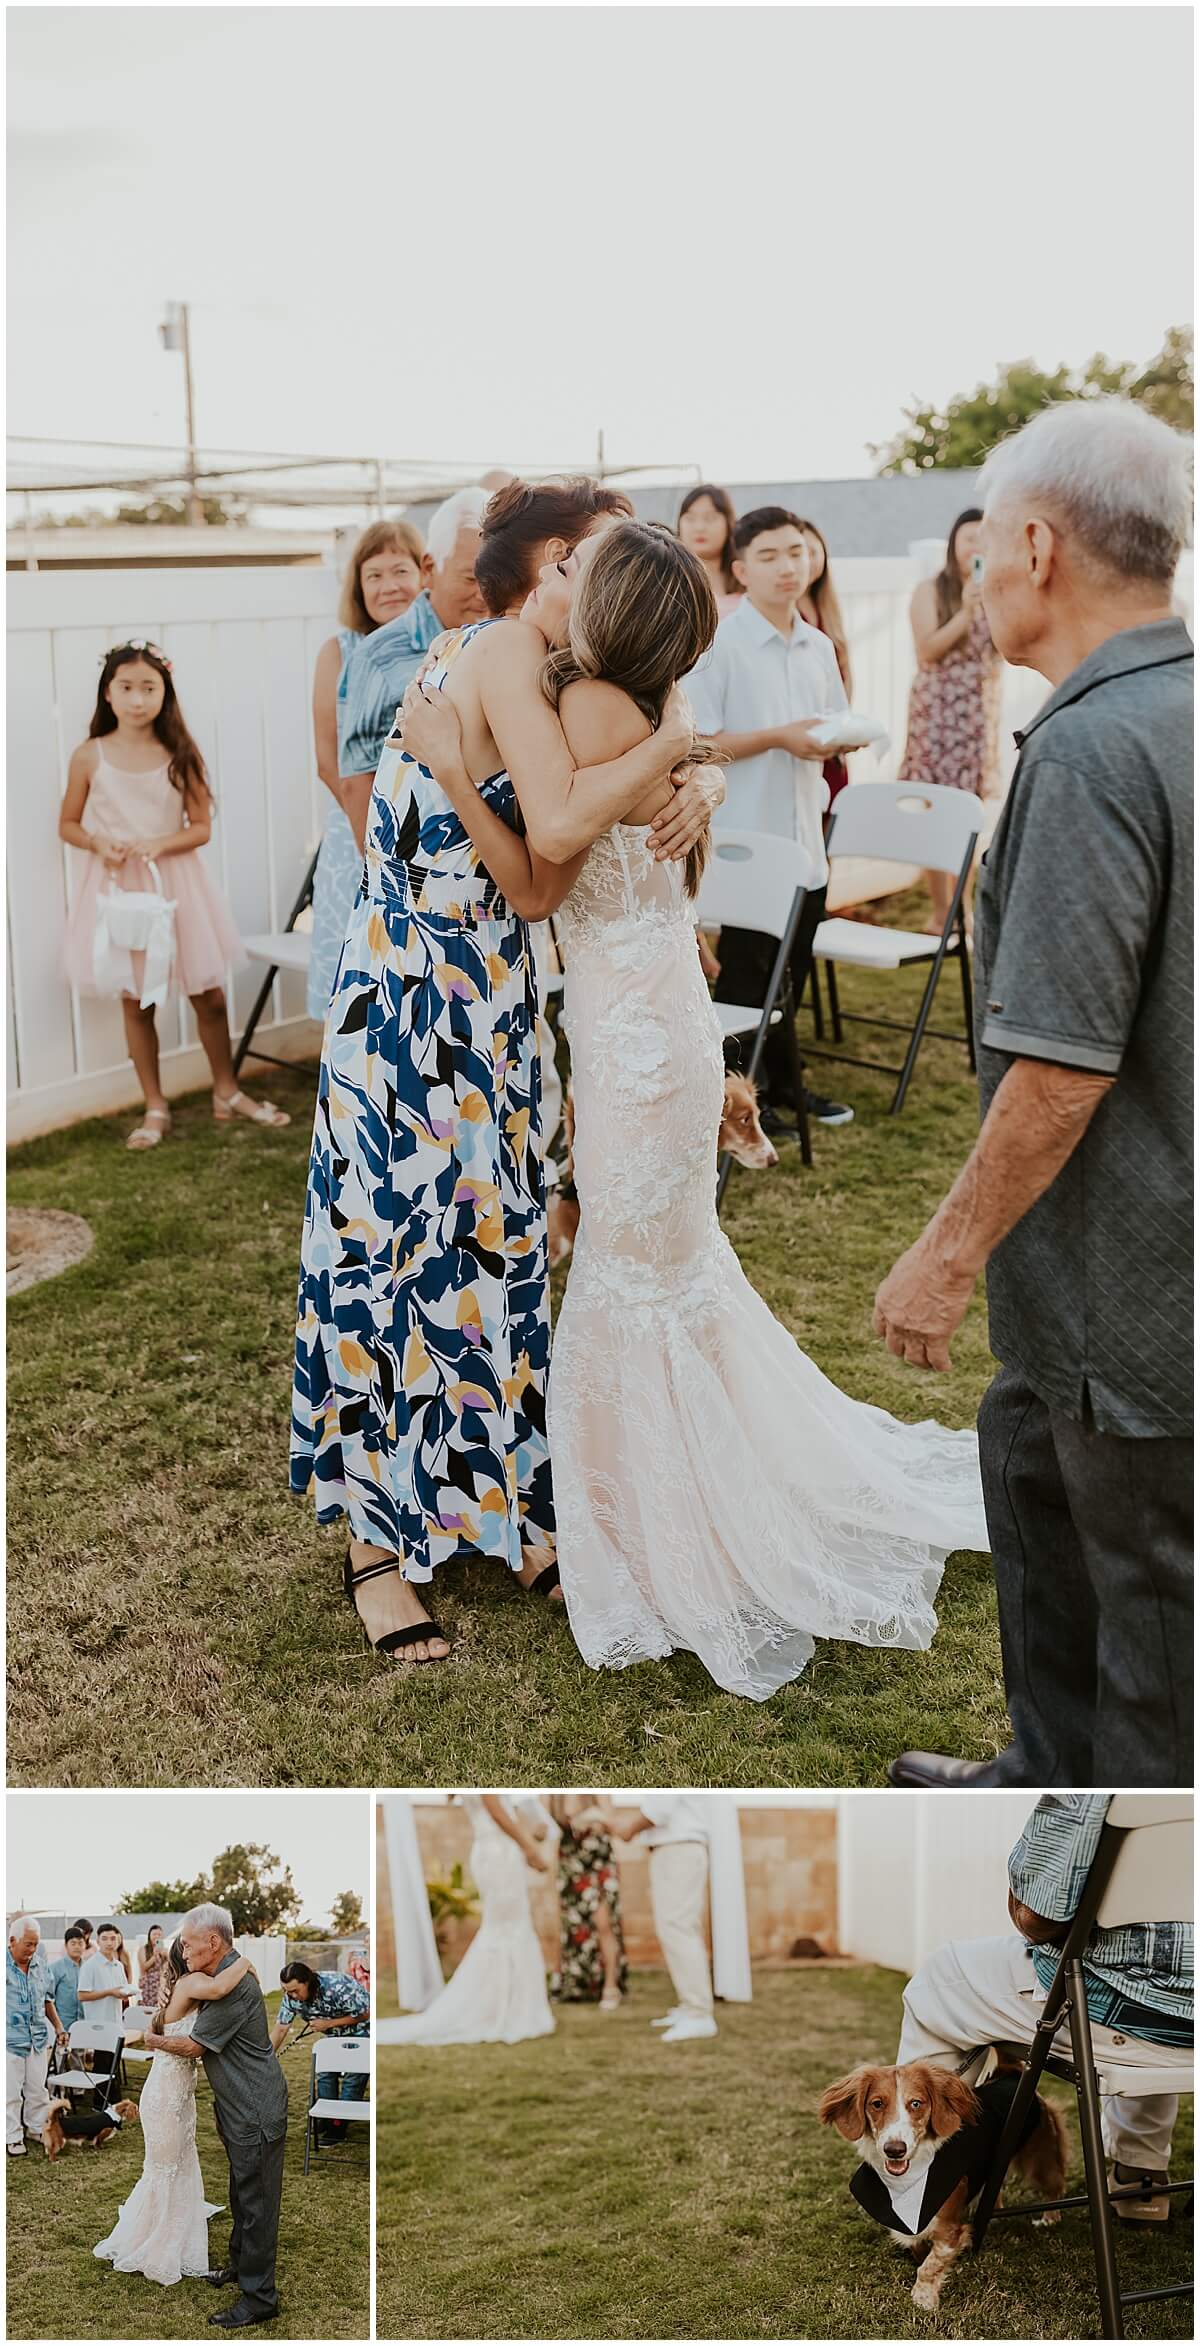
[
  {"xmin": 78, "ymin": 1952, "xmax": 130, "ymax": 2029},
  {"xmin": 638, "ymin": 1795, "xmax": 712, "ymax": 1848},
  {"xmin": 685, "ymin": 598, "xmax": 848, "ymax": 887}
]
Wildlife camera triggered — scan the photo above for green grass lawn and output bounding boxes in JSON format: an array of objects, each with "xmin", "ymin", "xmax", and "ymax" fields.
[
  {"xmin": 8, "ymin": 950, "xmax": 1008, "ymax": 1787},
  {"xmin": 376, "ymin": 1967, "xmax": 1193, "ymax": 2342},
  {"xmin": 6, "ymin": 2013, "xmax": 369, "ymax": 2339}
]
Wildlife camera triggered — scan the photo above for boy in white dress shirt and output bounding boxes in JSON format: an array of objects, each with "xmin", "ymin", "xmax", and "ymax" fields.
[
  {"xmin": 686, "ymin": 506, "xmax": 860, "ymax": 1127},
  {"xmin": 606, "ymin": 1797, "xmax": 717, "ymax": 2043}
]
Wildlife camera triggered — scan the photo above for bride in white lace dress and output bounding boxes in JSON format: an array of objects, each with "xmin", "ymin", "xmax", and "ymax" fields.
[
  {"xmin": 94, "ymin": 1940, "xmax": 247, "ymax": 2286},
  {"xmin": 381, "ymin": 1796, "xmax": 555, "ymax": 2046},
  {"xmin": 400, "ymin": 520, "xmax": 988, "ymax": 1703}
]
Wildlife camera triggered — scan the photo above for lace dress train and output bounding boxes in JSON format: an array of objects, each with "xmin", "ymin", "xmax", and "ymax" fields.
[
  {"xmin": 549, "ymin": 825, "xmax": 990, "ymax": 1703},
  {"xmin": 93, "ymin": 2015, "xmax": 221, "ymax": 2286},
  {"xmin": 378, "ymin": 1799, "xmax": 554, "ymax": 2046}
]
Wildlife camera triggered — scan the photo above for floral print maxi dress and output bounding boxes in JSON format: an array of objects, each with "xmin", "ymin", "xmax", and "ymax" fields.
[
  {"xmin": 553, "ymin": 1826, "xmax": 627, "ymax": 2002},
  {"xmin": 290, "ymin": 624, "xmax": 555, "ymax": 1584},
  {"xmin": 899, "ymin": 603, "xmax": 1002, "ymax": 796}
]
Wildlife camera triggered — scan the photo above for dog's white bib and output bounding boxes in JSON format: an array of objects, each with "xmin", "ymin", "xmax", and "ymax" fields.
[{"xmin": 884, "ymin": 2165, "xmax": 931, "ymax": 2232}]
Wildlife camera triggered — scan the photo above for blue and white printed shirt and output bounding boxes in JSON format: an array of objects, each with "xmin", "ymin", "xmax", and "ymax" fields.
[
  {"xmin": 338, "ymin": 592, "xmax": 447, "ymax": 779},
  {"xmin": 6, "ymin": 1945, "xmax": 56, "ymax": 2055},
  {"xmin": 277, "ymin": 1971, "xmax": 370, "ymax": 2036},
  {"xmin": 1008, "ymin": 1796, "xmax": 1192, "ymax": 2043}
]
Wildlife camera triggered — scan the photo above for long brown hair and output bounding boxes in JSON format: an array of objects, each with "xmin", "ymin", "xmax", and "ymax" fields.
[
  {"xmin": 337, "ymin": 518, "xmax": 425, "ymax": 634},
  {"xmin": 152, "ymin": 1935, "xmax": 188, "ymax": 2033},
  {"xmin": 678, "ymin": 482, "xmax": 740, "ymax": 596},
  {"xmin": 89, "ymin": 644, "xmax": 209, "ymax": 804},
  {"xmin": 794, "ymin": 518, "xmax": 852, "ymax": 694},
  {"xmin": 476, "ymin": 478, "xmax": 635, "ymax": 615},
  {"xmin": 542, "ymin": 522, "xmax": 726, "ymax": 898},
  {"xmin": 934, "ymin": 507, "xmax": 984, "ymax": 626}
]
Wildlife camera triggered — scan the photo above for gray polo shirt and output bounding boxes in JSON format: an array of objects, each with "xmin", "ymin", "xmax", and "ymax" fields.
[
  {"xmin": 192, "ymin": 1953, "xmax": 289, "ymax": 2140},
  {"xmin": 973, "ymin": 617, "xmax": 1193, "ymax": 1438}
]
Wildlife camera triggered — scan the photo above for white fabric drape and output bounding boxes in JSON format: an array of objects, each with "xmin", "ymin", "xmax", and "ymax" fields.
[
  {"xmin": 704, "ymin": 1801, "xmax": 753, "ymax": 2002},
  {"xmin": 384, "ymin": 1797, "xmax": 443, "ymax": 2014}
]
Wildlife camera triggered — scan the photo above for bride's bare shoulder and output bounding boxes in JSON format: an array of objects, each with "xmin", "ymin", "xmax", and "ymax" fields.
[{"xmin": 558, "ymin": 676, "xmax": 651, "ymax": 758}]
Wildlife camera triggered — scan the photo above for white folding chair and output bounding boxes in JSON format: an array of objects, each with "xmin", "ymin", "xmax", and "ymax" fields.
[
  {"xmin": 233, "ymin": 845, "xmax": 320, "ymax": 1075},
  {"xmin": 304, "ymin": 2035, "xmax": 371, "ymax": 2174},
  {"xmin": 696, "ymin": 830, "xmax": 816, "ymax": 1201},
  {"xmin": 50, "ymin": 2019, "xmax": 125, "ymax": 2100},
  {"xmin": 809, "ymin": 780, "xmax": 980, "ymax": 1113},
  {"xmin": 974, "ymin": 1795, "xmax": 1193, "ymax": 2337}
]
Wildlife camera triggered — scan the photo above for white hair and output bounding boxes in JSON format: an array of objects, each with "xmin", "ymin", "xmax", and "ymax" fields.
[
  {"xmin": 182, "ymin": 1902, "xmax": 235, "ymax": 1944},
  {"xmin": 8, "ymin": 1915, "xmax": 40, "ymax": 1941},
  {"xmin": 980, "ymin": 396, "xmax": 1193, "ymax": 586},
  {"xmin": 425, "ymin": 485, "xmax": 490, "ymax": 567}
]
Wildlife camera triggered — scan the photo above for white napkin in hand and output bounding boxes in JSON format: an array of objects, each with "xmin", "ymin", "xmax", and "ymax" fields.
[{"xmin": 808, "ymin": 711, "xmax": 891, "ymax": 759}]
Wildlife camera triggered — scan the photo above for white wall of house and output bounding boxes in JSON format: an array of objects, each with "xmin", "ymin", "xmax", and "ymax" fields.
[
  {"xmin": 836, "ymin": 1791, "xmax": 1035, "ymax": 1974},
  {"xmin": 7, "ymin": 558, "xmax": 1045, "ymax": 1142}
]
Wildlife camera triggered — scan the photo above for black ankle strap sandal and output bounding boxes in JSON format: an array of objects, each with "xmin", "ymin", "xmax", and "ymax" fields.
[
  {"xmin": 342, "ymin": 1550, "xmax": 450, "ymax": 1663},
  {"xmin": 524, "ymin": 1559, "xmax": 561, "ymax": 1598}
]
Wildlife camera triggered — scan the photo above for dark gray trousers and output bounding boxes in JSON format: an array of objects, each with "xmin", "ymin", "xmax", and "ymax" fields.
[
  {"xmin": 218, "ymin": 2116, "xmax": 286, "ymax": 2318},
  {"xmin": 978, "ymin": 1365, "xmax": 1193, "ymax": 1786}
]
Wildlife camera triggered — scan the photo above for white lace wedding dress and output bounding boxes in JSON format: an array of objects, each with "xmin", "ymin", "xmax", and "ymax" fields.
[
  {"xmin": 379, "ymin": 1798, "xmax": 554, "ymax": 2046},
  {"xmin": 548, "ymin": 823, "xmax": 990, "ymax": 1702},
  {"xmin": 93, "ymin": 2013, "xmax": 221, "ymax": 2286}
]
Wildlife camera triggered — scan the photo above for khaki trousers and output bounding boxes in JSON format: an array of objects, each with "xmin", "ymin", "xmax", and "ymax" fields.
[
  {"xmin": 899, "ymin": 1934, "xmax": 1181, "ymax": 2167},
  {"xmin": 649, "ymin": 1842, "xmax": 713, "ymax": 2017}
]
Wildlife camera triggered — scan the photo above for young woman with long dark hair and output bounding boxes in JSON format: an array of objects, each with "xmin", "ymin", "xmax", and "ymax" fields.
[
  {"xmin": 677, "ymin": 482, "xmax": 742, "ymax": 612},
  {"xmin": 900, "ymin": 506, "xmax": 1002, "ymax": 929}
]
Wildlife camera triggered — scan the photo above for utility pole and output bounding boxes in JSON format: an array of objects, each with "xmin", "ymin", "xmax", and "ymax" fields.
[
  {"xmin": 596, "ymin": 426, "xmax": 606, "ymax": 480},
  {"xmin": 159, "ymin": 301, "xmax": 204, "ymax": 525}
]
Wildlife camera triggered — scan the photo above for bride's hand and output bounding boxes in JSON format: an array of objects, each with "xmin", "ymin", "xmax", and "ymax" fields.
[
  {"xmin": 398, "ymin": 678, "xmax": 470, "ymax": 788},
  {"xmin": 649, "ymin": 763, "xmax": 713, "ymax": 864},
  {"xmin": 522, "ymin": 1840, "xmax": 550, "ymax": 1872}
]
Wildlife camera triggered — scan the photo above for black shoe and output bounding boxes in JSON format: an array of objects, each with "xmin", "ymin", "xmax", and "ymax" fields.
[
  {"xmin": 888, "ymin": 1751, "xmax": 995, "ymax": 1787},
  {"xmin": 208, "ymin": 2306, "xmax": 279, "ymax": 2330},
  {"xmin": 205, "ymin": 2268, "xmax": 239, "ymax": 2288},
  {"xmin": 802, "ymin": 1088, "xmax": 854, "ymax": 1127}
]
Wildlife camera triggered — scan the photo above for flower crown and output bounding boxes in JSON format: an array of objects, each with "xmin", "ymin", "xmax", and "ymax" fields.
[{"xmin": 101, "ymin": 638, "xmax": 173, "ymax": 671}]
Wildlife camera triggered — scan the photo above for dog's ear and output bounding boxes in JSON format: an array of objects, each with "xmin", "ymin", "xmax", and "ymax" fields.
[
  {"xmin": 922, "ymin": 2067, "xmax": 980, "ymax": 2139},
  {"xmin": 115, "ymin": 2100, "xmax": 140, "ymax": 2122},
  {"xmin": 818, "ymin": 2068, "xmax": 876, "ymax": 2140}
]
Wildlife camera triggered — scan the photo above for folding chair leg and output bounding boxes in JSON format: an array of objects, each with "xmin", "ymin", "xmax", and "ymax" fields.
[
  {"xmin": 825, "ymin": 959, "xmax": 844, "ymax": 1045},
  {"xmin": 809, "ymin": 965, "xmax": 825, "ymax": 1041},
  {"xmin": 716, "ymin": 1150, "xmax": 734, "ymax": 1208},
  {"xmin": 889, "ymin": 838, "xmax": 976, "ymax": 1114},
  {"xmin": 1065, "ymin": 1961, "xmax": 1124, "ymax": 2339},
  {"xmin": 973, "ymin": 1991, "xmax": 1065, "ymax": 2249},
  {"xmin": 233, "ymin": 844, "xmax": 320, "ymax": 1076},
  {"xmin": 303, "ymin": 2115, "xmax": 312, "ymax": 2176},
  {"xmin": 958, "ymin": 913, "xmax": 976, "ymax": 1071},
  {"xmin": 782, "ymin": 981, "xmax": 812, "ymax": 1167}
]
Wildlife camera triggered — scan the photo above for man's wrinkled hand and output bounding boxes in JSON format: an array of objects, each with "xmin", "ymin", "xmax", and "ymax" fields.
[{"xmin": 872, "ymin": 1231, "xmax": 975, "ymax": 1372}]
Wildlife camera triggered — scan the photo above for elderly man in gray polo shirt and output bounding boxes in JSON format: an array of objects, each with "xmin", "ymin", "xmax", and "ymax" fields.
[{"xmin": 875, "ymin": 398, "xmax": 1192, "ymax": 1790}]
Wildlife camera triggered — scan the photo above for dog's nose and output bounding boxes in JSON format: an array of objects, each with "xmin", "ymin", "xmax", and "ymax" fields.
[{"xmin": 882, "ymin": 2138, "xmax": 907, "ymax": 2160}]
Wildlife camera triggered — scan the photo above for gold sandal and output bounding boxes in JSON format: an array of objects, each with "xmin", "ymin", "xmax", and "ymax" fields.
[
  {"xmin": 127, "ymin": 1106, "xmax": 172, "ymax": 1152},
  {"xmin": 212, "ymin": 1088, "xmax": 291, "ymax": 1129}
]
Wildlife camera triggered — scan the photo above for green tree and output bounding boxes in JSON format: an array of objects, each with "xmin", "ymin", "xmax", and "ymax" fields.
[
  {"xmin": 208, "ymin": 1844, "xmax": 301, "ymax": 1937},
  {"xmin": 329, "ymin": 1891, "xmax": 364, "ymax": 1935},
  {"xmin": 114, "ymin": 1877, "xmax": 206, "ymax": 1917},
  {"xmin": 873, "ymin": 328, "xmax": 1193, "ymax": 472}
]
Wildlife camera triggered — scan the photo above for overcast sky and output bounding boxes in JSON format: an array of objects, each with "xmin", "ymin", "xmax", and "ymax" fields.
[
  {"xmin": 7, "ymin": 1793, "xmax": 369, "ymax": 1922},
  {"xmin": 8, "ymin": 4, "xmax": 1192, "ymax": 485}
]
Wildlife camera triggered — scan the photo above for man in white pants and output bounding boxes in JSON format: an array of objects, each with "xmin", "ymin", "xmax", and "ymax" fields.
[
  {"xmin": 7, "ymin": 1918, "xmax": 67, "ymax": 2155},
  {"xmin": 898, "ymin": 1796, "xmax": 1191, "ymax": 2222},
  {"xmin": 608, "ymin": 1796, "xmax": 717, "ymax": 2043}
]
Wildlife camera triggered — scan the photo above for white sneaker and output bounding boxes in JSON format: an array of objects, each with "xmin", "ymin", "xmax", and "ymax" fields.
[
  {"xmin": 650, "ymin": 2009, "xmax": 683, "ymax": 2029},
  {"xmin": 660, "ymin": 2014, "xmax": 718, "ymax": 2043},
  {"xmin": 7, "ymin": 2141, "xmax": 26, "ymax": 2157}
]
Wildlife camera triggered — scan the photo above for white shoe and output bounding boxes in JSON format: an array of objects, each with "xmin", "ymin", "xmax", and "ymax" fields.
[
  {"xmin": 660, "ymin": 2014, "xmax": 718, "ymax": 2043},
  {"xmin": 7, "ymin": 2141, "xmax": 26, "ymax": 2157},
  {"xmin": 650, "ymin": 2009, "xmax": 683, "ymax": 2029}
]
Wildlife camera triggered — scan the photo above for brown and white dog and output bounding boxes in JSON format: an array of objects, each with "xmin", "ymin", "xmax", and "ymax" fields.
[
  {"xmin": 41, "ymin": 2097, "xmax": 140, "ymax": 2159},
  {"xmin": 819, "ymin": 2060, "xmax": 1067, "ymax": 2314},
  {"xmin": 718, "ymin": 1072, "xmax": 778, "ymax": 1171}
]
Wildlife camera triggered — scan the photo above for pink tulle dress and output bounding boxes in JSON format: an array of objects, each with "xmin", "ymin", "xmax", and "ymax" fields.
[{"xmin": 63, "ymin": 748, "xmax": 245, "ymax": 1001}]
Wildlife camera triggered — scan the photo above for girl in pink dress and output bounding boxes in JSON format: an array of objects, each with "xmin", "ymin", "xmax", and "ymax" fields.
[{"xmin": 60, "ymin": 640, "xmax": 290, "ymax": 1150}]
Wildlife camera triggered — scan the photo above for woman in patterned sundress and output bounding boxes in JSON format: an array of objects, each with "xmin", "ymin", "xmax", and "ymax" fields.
[
  {"xmin": 307, "ymin": 521, "xmax": 424, "ymax": 1022},
  {"xmin": 291, "ymin": 480, "xmax": 707, "ymax": 1665},
  {"xmin": 900, "ymin": 507, "xmax": 1002, "ymax": 932},
  {"xmin": 549, "ymin": 1798, "xmax": 627, "ymax": 2008}
]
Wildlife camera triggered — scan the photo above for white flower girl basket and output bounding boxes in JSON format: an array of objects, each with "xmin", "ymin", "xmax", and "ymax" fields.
[{"xmin": 93, "ymin": 858, "xmax": 176, "ymax": 1009}]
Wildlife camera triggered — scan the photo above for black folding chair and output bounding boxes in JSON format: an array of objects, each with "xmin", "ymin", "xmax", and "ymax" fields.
[
  {"xmin": 232, "ymin": 845, "xmax": 321, "ymax": 1077},
  {"xmin": 973, "ymin": 1797, "xmax": 1193, "ymax": 2338},
  {"xmin": 695, "ymin": 830, "xmax": 815, "ymax": 1206}
]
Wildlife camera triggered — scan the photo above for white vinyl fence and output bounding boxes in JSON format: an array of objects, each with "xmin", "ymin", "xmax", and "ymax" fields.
[
  {"xmin": 6, "ymin": 558, "xmax": 1046, "ymax": 1142},
  {"xmin": 836, "ymin": 1791, "xmax": 1035, "ymax": 1974}
]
